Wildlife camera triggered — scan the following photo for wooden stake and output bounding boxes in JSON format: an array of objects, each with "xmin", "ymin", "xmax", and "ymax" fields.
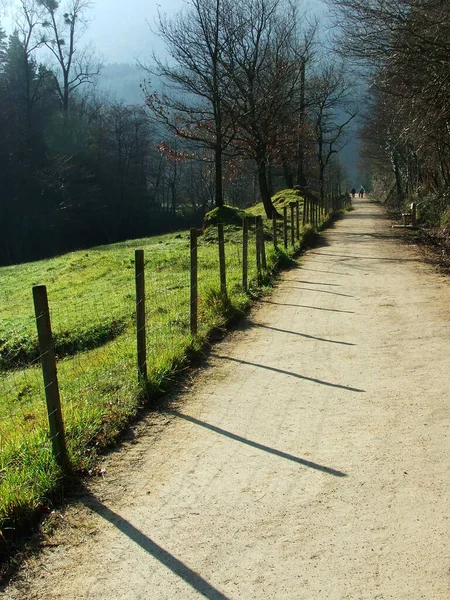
[
  {"xmin": 272, "ymin": 214, "xmax": 278, "ymax": 248},
  {"xmin": 290, "ymin": 202, "xmax": 295, "ymax": 246},
  {"xmin": 242, "ymin": 218, "xmax": 248, "ymax": 292},
  {"xmin": 190, "ymin": 229, "xmax": 198, "ymax": 336},
  {"xmin": 256, "ymin": 218, "xmax": 261, "ymax": 278},
  {"xmin": 135, "ymin": 249, "xmax": 147, "ymax": 382},
  {"xmin": 33, "ymin": 285, "xmax": 70, "ymax": 472},
  {"xmin": 257, "ymin": 216, "xmax": 267, "ymax": 269},
  {"xmin": 218, "ymin": 223, "xmax": 227, "ymax": 297}
]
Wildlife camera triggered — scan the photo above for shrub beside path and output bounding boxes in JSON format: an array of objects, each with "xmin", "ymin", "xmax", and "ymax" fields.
[{"xmin": 4, "ymin": 199, "xmax": 450, "ymax": 599}]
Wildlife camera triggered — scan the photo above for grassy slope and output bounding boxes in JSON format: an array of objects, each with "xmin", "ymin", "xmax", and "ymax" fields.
[
  {"xmin": 0, "ymin": 218, "xmax": 296, "ymax": 539},
  {"xmin": 1, "ymin": 190, "xmax": 342, "ymax": 546}
]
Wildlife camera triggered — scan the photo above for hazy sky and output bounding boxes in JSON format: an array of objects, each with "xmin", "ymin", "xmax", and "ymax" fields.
[
  {"xmin": 84, "ymin": 0, "xmax": 186, "ymax": 63},
  {"xmin": 2, "ymin": 0, "xmax": 327, "ymax": 64},
  {"xmin": 1, "ymin": 0, "xmax": 185, "ymax": 63}
]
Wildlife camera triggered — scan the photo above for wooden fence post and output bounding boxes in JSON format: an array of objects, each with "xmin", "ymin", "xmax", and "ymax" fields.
[
  {"xmin": 283, "ymin": 206, "xmax": 288, "ymax": 249},
  {"xmin": 33, "ymin": 285, "xmax": 70, "ymax": 472},
  {"xmin": 190, "ymin": 229, "xmax": 198, "ymax": 336},
  {"xmin": 296, "ymin": 200, "xmax": 300, "ymax": 240},
  {"xmin": 218, "ymin": 223, "xmax": 227, "ymax": 298},
  {"xmin": 255, "ymin": 217, "xmax": 261, "ymax": 279},
  {"xmin": 242, "ymin": 218, "xmax": 248, "ymax": 292},
  {"xmin": 290, "ymin": 202, "xmax": 295, "ymax": 246},
  {"xmin": 135, "ymin": 249, "xmax": 147, "ymax": 382},
  {"xmin": 257, "ymin": 216, "xmax": 267, "ymax": 270},
  {"xmin": 272, "ymin": 213, "xmax": 278, "ymax": 249}
]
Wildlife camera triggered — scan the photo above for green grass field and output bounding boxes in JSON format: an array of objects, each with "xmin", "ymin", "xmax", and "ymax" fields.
[
  {"xmin": 0, "ymin": 210, "xmax": 307, "ymax": 539},
  {"xmin": 0, "ymin": 187, "xmax": 351, "ymax": 548}
]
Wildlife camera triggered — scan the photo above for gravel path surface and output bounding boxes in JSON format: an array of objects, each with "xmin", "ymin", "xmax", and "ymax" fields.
[{"xmin": 3, "ymin": 199, "xmax": 450, "ymax": 599}]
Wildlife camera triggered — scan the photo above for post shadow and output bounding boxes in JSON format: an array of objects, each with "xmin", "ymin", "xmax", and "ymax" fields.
[
  {"xmin": 281, "ymin": 286, "xmax": 355, "ymax": 298},
  {"xmin": 249, "ymin": 322, "xmax": 355, "ymax": 346},
  {"xmin": 166, "ymin": 411, "xmax": 347, "ymax": 478},
  {"xmin": 80, "ymin": 492, "xmax": 230, "ymax": 600},
  {"xmin": 260, "ymin": 300, "xmax": 355, "ymax": 315},
  {"xmin": 299, "ymin": 268, "xmax": 354, "ymax": 277},
  {"xmin": 212, "ymin": 354, "xmax": 365, "ymax": 393},
  {"xmin": 285, "ymin": 280, "xmax": 342, "ymax": 287},
  {"xmin": 310, "ymin": 251, "xmax": 419, "ymax": 263}
]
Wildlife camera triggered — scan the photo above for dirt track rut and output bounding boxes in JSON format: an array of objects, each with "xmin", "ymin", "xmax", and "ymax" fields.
[{"xmin": 3, "ymin": 199, "xmax": 450, "ymax": 599}]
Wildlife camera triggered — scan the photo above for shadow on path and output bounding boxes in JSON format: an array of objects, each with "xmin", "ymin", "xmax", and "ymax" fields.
[
  {"xmin": 81, "ymin": 493, "xmax": 230, "ymax": 600},
  {"xmin": 299, "ymin": 268, "xmax": 354, "ymax": 277},
  {"xmin": 341, "ymin": 209, "xmax": 388, "ymax": 220},
  {"xmin": 337, "ymin": 232, "xmax": 397, "ymax": 241},
  {"xmin": 280, "ymin": 286, "xmax": 355, "ymax": 298},
  {"xmin": 166, "ymin": 412, "xmax": 347, "ymax": 478},
  {"xmin": 310, "ymin": 251, "xmax": 419, "ymax": 263},
  {"xmin": 260, "ymin": 300, "xmax": 355, "ymax": 315},
  {"xmin": 284, "ymin": 280, "xmax": 342, "ymax": 287},
  {"xmin": 212, "ymin": 354, "xmax": 365, "ymax": 393},
  {"xmin": 249, "ymin": 322, "xmax": 355, "ymax": 346}
]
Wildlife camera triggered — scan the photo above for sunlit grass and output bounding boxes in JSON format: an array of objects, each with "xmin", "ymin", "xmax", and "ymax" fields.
[{"xmin": 0, "ymin": 191, "xmax": 342, "ymax": 541}]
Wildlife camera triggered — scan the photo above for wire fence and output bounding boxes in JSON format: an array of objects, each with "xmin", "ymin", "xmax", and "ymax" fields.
[{"xmin": 0, "ymin": 195, "xmax": 350, "ymax": 531}]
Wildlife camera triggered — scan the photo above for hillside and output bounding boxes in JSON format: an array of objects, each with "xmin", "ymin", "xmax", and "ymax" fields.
[{"xmin": 0, "ymin": 208, "xmax": 301, "ymax": 549}]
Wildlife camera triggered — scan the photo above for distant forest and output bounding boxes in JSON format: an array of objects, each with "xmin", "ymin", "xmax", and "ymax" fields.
[{"xmin": 0, "ymin": 0, "xmax": 358, "ymax": 266}]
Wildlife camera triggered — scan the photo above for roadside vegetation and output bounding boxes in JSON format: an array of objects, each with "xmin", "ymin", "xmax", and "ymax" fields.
[
  {"xmin": 0, "ymin": 194, "xmax": 348, "ymax": 552},
  {"xmin": 330, "ymin": 0, "xmax": 450, "ymax": 230},
  {"xmin": 0, "ymin": 0, "xmax": 357, "ymax": 565}
]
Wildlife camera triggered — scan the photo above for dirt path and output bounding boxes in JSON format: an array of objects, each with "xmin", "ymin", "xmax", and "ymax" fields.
[{"xmin": 3, "ymin": 199, "xmax": 450, "ymax": 599}]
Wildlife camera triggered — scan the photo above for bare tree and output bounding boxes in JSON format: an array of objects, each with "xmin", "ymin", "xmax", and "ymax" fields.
[
  {"xmin": 308, "ymin": 62, "xmax": 357, "ymax": 204},
  {"xmin": 328, "ymin": 0, "xmax": 450, "ymax": 209},
  {"xmin": 11, "ymin": 0, "xmax": 55, "ymax": 130},
  {"xmin": 38, "ymin": 0, "xmax": 101, "ymax": 114},
  {"xmin": 222, "ymin": 0, "xmax": 315, "ymax": 218},
  {"xmin": 145, "ymin": 0, "xmax": 235, "ymax": 208}
]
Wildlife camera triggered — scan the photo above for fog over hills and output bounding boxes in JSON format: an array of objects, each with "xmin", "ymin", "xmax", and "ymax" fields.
[{"xmin": 98, "ymin": 63, "xmax": 147, "ymax": 105}]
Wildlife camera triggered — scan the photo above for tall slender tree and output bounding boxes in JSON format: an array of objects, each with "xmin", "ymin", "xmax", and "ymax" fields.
[
  {"xmin": 38, "ymin": 0, "xmax": 101, "ymax": 115},
  {"xmin": 308, "ymin": 63, "xmax": 357, "ymax": 204}
]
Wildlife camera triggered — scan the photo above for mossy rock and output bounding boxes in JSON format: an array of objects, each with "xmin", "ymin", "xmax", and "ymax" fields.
[
  {"xmin": 246, "ymin": 188, "xmax": 318, "ymax": 218},
  {"xmin": 203, "ymin": 205, "xmax": 247, "ymax": 228},
  {"xmin": 271, "ymin": 189, "xmax": 303, "ymax": 209}
]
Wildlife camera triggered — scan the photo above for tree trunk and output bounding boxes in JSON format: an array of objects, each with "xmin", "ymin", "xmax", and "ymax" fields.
[
  {"xmin": 393, "ymin": 154, "xmax": 403, "ymax": 207},
  {"xmin": 319, "ymin": 165, "xmax": 325, "ymax": 205},
  {"xmin": 283, "ymin": 164, "xmax": 294, "ymax": 189},
  {"xmin": 318, "ymin": 135, "xmax": 325, "ymax": 206},
  {"xmin": 296, "ymin": 59, "xmax": 308, "ymax": 188},
  {"xmin": 267, "ymin": 163, "xmax": 274, "ymax": 197},
  {"xmin": 215, "ymin": 143, "xmax": 224, "ymax": 207},
  {"xmin": 63, "ymin": 71, "xmax": 69, "ymax": 116},
  {"xmin": 25, "ymin": 53, "xmax": 32, "ymax": 134},
  {"xmin": 257, "ymin": 160, "xmax": 276, "ymax": 219}
]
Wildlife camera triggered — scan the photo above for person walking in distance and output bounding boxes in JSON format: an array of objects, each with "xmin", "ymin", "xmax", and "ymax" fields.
[
  {"xmin": 351, "ymin": 187, "xmax": 356, "ymax": 198},
  {"xmin": 359, "ymin": 187, "xmax": 365, "ymax": 198}
]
